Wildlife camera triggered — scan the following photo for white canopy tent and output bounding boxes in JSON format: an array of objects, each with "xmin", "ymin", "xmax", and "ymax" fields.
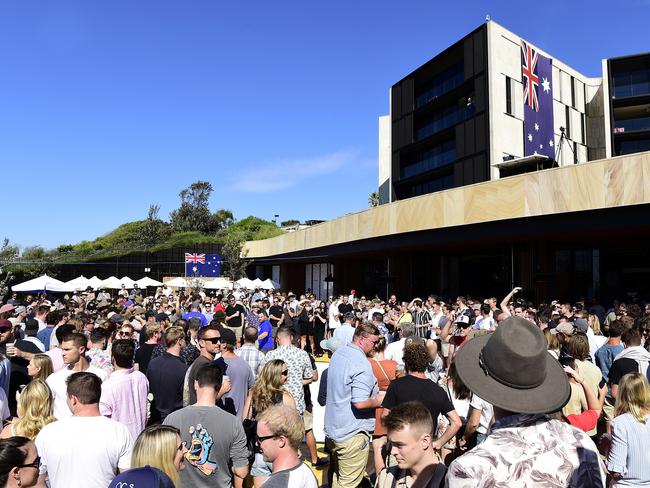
[
  {"xmin": 101, "ymin": 276, "xmax": 124, "ymax": 290},
  {"xmin": 260, "ymin": 278, "xmax": 280, "ymax": 290},
  {"xmin": 12, "ymin": 274, "xmax": 67, "ymax": 292},
  {"xmin": 235, "ymin": 277, "xmax": 254, "ymax": 289},
  {"xmin": 119, "ymin": 277, "xmax": 135, "ymax": 289},
  {"xmin": 251, "ymin": 278, "xmax": 264, "ymax": 287},
  {"xmin": 164, "ymin": 277, "xmax": 190, "ymax": 288},
  {"xmin": 135, "ymin": 277, "xmax": 163, "ymax": 288},
  {"xmin": 88, "ymin": 276, "xmax": 104, "ymax": 290},
  {"xmin": 62, "ymin": 275, "xmax": 91, "ymax": 292},
  {"xmin": 203, "ymin": 278, "xmax": 233, "ymax": 290}
]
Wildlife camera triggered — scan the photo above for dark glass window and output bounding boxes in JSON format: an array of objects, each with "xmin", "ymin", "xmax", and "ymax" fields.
[
  {"xmin": 581, "ymin": 114, "xmax": 586, "ymax": 144},
  {"xmin": 613, "ymin": 116, "xmax": 650, "ymax": 134},
  {"xmin": 405, "ymin": 174, "xmax": 455, "ymax": 198},
  {"xmin": 573, "ymin": 142, "xmax": 578, "ymax": 164},
  {"xmin": 415, "ymin": 63, "xmax": 465, "ymax": 108},
  {"xmin": 571, "ymin": 76, "xmax": 576, "ymax": 108},
  {"xmin": 415, "ymin": 102, "xmax": 475, "ymax": 141},
  {"xmin": 400, "ymin": 140, "xmax": 456, "ymax": 179},
  {"xmin": 505, "ymin": 76, "xmax": 512, "ymax": 115},
  {"xmin": 565, "ymin": 106, "xmax": 571, "ymax": 139},
  {"xmin": 616, "ymin": 138, "xmax": 650, "ymax": 156},
  {"xmin": 613, "ymin": 68, "xmax": 650, "ymax": 98}
]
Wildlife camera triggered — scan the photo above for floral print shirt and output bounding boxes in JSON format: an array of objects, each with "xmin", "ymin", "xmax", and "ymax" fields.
[{"xmin": 446, "ymin": 414, "xmax": 605, "ymax": 488}]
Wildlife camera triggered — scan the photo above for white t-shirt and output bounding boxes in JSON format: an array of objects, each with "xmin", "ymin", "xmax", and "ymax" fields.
[
  {"xmin": 328, "ymin": 303, "xmax": 341, "ymax": 330},
  {"xmin": 470, "ymin": 394, "xmax": 494, "ymax": 435},
  {"xmin": 46, "ymin": 364, "xmax": 108, "ymax": 419},
  {"xmin": 36, "ymin": 416, "xmax": 133, "ymax": 488},
  {"xmin": 263, "ymin": 461, "xmax": 318, "ymax": 488},
  {"xmin": 473, "ymin": 316, "xmax": 495, "ymax": 331},
  {"xmin": 384, "ymin": 338, "xmax": 407, "ymax": 368}
]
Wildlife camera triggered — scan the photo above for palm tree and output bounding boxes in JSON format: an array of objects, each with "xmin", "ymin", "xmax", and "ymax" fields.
[{"xmin": 368, "ymin": 191, "xmax": 380, "ymax": 208}]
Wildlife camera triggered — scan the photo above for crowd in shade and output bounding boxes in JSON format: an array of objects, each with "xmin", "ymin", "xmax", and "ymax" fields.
[{"xmin": 0, "ymin": 282, "xmax": 648, "ymax": 487}]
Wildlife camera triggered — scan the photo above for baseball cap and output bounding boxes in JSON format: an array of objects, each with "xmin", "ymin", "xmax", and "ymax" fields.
[
  {"xmin": 454, "ymin": 314, "xmax": 471, "ymax": 327},
  {"xmin": 551, "ymin": 322, "xmax": 575, "ymax": 336},
  {"xmin": 574, "ymin": 318, "xmax": 589, "ymax": 333},
  {"xmin": 14, "ymin": 306, "xmax": 26, "ymax": 314},
  {"xmin": 108, "ymin": 466, "xmax": 175, "ymax": 488},
  {"xmin": 0, "ymin": 319, "xmax": 12, "ymax": 330},
  {"xmin": 320, "ymin": 337, "xmax": 343, "ymax": 353},
  {"xmin": 0, "ymin": 304, "xmax": 15, "ymax": 314}
]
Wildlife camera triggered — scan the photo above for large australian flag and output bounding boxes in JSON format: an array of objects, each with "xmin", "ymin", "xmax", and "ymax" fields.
[
  {"xmin": 522, "ymin": 40, "xmax": 554, "ymax": 159},
  {"xmin": 185, "ymin": 253, "xmax": 222, "ymax": 277}
]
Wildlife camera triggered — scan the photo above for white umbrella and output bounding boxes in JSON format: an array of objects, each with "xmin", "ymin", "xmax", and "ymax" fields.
[
  {"xmin": 165, "ymin": 277, "xmax": 190, "ymax": 288},
  {"xmin": 119, "ymin": 276, "xmax": 135, "ymax": 289},
  {"xmin": 136, "ymin": 277, "xmax": 163, "ymax": 288},
  {"xmin": 261, "ymin": 278, "xmax": 280, "ymax": 290},
  {"xmin": 88, "ymin": 276, "xmax": 104, "ymax": 290},
  {"xmin": 101, "ymin": 276, "xmax": 123, "ymax": 290},
  {"xmin": 12, "ymin": 274, "xmax": 67, "ymax": 292},
  {"xmin": 64, "ymin": 275, "xmax": 91, "ymax": 291},
  {"xmin": 252, "ymin": 278, "xmax": 264, "ymax": 287},
  {"xmin": 235, "ymin": 278, "xmax": 253, "ymax": 289},
  {"xmin": 203, "ymin": 278, "xmax": 233, "ymax": 290}
]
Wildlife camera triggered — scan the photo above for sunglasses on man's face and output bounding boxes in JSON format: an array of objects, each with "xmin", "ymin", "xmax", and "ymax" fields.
[
  {"xmin": 203, "ymin": 337, "xmax": 221, "ymax": 344},
  {"xmin": 119, "ymin": 331, "xmax": 132, "ymax": 336},
  {"xmin": 256, "ymin": 434, "xmax": 277, "ymax": 445},
  {"xmin": 18, "ymin": 456, "xmax": 40, "ymax": 469}
]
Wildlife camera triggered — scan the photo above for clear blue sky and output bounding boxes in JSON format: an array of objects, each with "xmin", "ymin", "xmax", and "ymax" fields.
[{"xmin": 1, "ymin": 0, "xmax": 648, "ymax": 249}]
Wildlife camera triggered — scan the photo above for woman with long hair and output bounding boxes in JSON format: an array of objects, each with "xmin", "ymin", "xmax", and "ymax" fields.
[
  {"xmin": 606, "ymin": 373, "xmax": 650, "ymax": 486},
  {"xmin": 0, "ymin": 380, "xmax": 55, "ymax": 440},
  {"xmin": 130, "ymin": 425, "xmax": 186, "ymax": 487},
  {"xmin": 242, "ymin": 359, "xmax": 296, "ymax": 487},
  {"xmin": 0, "ymin": 437, "xmax": 40, "ymax": 488},
  {"xmin": 26, "ymin": 355, "xmax": 53, "ymax": 382}
]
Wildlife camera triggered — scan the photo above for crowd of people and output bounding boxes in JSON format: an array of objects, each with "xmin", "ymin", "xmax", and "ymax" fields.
[{"xmin": 0, "ymin": 283, "xmax": 648, "ymax": 487}]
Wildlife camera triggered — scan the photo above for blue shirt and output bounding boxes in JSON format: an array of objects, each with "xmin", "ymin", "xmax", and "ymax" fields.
[
  {"xmin": 606, "ymin": 413, "xmax": 650, "ymax": 485},
  {"xmin": 333, "ymin": 323, "xmax": 355, "ymax": 347},
  {"xmin": 324, "ymin": 343, "xmax": 378, "ymax": 442},
  {"xmin": 258, "ymin": 320, "xmax": 273, "ymax": 350},
  {"xmin": 37, "ymin": 327, "xmax": 54, "ymax": 350},
  {"xmin": 182, "ymin": 311, "xmax": 208, "ymax": 327},
  {"xmin": 595, "ymin": 343, "xmax": 625, "ymax": 384}
]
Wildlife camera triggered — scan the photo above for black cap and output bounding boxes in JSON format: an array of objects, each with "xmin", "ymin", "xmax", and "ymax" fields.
[{"xmin": 155, "ymin": 312, "xmax": 168, "ymax": 322}]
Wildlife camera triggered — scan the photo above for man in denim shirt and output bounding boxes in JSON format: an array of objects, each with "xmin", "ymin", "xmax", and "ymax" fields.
[{"xmin": 325, "ymin": 322, "xmax": 384, "ymax": 488}]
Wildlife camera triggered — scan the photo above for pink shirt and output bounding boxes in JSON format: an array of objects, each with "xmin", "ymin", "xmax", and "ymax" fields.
[
  {"xmin": 45, "ymin": 348, "xmax": 65, "ymax": 372},
  {"xmin": 99, "ymin": 368, "xmax": 149, "ymax": 441}
]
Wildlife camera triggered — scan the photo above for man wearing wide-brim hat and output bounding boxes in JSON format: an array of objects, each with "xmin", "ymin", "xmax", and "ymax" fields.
[{"xmin": 446, "ymin": 316, "xmax": 606, "ymax": 487}]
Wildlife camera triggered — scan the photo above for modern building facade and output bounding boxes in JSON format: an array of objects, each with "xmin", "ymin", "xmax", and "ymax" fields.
[
  {"xmin": 379, "ymin": 21, "xmax": 649, "ymax": 204},
  {"xmin": 247, "ymin": 22, "xmax": 650, "ymax": 303}
]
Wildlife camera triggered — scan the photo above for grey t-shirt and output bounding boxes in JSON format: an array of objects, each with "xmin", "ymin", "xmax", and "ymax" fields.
[
  {"xmin": 222, "ymin": 356, "xmax": 254, "ymax": 418},
  {"xmin": 164, "ymin": 405, "xmax": 249, "ymax": 488},
  {"xmin": 262, "ymin": 461, "xmax": 318, "ymax": 488}
]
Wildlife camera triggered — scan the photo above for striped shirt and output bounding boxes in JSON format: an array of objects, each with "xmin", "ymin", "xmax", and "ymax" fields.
[
  {"xmin": 606, "ymin": 413, "xmax": 650, "ymax": 486},
  {"xmin": 235, "ymin": 344, "xmax": 265, "ymax": 380}
]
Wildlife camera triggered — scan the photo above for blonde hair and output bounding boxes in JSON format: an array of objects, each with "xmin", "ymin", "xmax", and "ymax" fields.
[
  {"xmin": 30, "ymin": 354, "xmax": 53, "ymax": 382},
  {"xmin": 132, "ymin": 425, "xmax": 181, "ymax": 486},
  {"xmin": 615, "ymin": 373, "xmax": 650, "ymax": 424},
  {"xmin": 251, "ymin": 360, "xmax": 288, "ymax": 415},
  {"xmin": 257, "ymin": 404, "xmax": 304, "ymax": 450},
  {"xmin": 589, "ymin": 314, "xmax": 602, "ymax": 335},
  {"xmin": 15, "ymin": 380, "xmax": 55, "ymax": 440}
]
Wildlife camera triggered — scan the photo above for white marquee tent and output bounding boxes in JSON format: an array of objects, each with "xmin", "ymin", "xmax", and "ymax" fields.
[
  {"xmin": 135, "ymin": 277, "xmax": 163, "ymax": 288},
  {"xmin": 11, "ymin": 274, "xmax": 67, "ymax": 292},
  {"xmin": 260, "ymin": 278, "xmax": 280, "ymax": 290}
]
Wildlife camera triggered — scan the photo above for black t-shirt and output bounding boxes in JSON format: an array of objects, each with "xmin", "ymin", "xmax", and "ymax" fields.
[
  {"xmin": 608, "ymin": 358, "xmax": 639, "ymax": 386},
  {"xmin": 338, "ymin": 303, "xmax": 353, "ymax": 316},
  {"xmin": 134, "ymin": 343, "xmax": 157, "ymax": 375},
  {"xmin": 226, "ymin": 304, "xmax": 246, "ymax": 329},
  {"xmin": 383, "ymin": 375, "xmax": 455, "ymax": 433},
  {"xmin": 268, "ymin": 305, "xmax": 284, "ymax": 327},
  {"xmin": 10, "ymin": 340, "xmax": 43, "ymax": 410},
  {"xmin": 146, "ymin": 352, "xmax": 189, "ymax": 423}
]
